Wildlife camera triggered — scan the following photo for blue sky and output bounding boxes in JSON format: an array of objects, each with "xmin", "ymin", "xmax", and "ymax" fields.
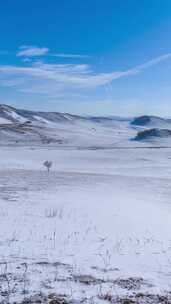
[{"xmin": 0, "ymin": 0, "xmax": 171, "ymax": 116}]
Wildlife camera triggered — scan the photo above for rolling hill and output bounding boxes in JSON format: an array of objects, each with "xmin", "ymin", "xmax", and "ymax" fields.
[{"xmin": 0, "ymin": 105, "xmax": 171, "ymax": 147}]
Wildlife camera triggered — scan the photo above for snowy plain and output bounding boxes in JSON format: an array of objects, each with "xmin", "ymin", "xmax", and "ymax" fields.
[
  {"xmin": 0, "ymin": 105, "xmax": 171, "ymax": 302},
  {"xmin": 1, "ymin": 146, "xmax": 171, "ymax": 303}
]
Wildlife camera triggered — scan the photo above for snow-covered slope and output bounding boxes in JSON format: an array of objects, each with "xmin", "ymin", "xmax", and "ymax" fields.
[
  {"xmin": 0, "ymin": 105, "xmax": 171, "ymax": 147},
  {"xmin": 0, "ymin": 104, "xmax": 133, "ymax": 147},
  {"xmin": 1, "ymin": 147, "xmax": 171, "ymax": 303},
  {"xmin": 131, "ymin": 115, "xmax": 171, "ymax": 129},
  {"xmin": 131, "ymin": 115, "xmax": 171, "ymax": 145},
  {"xmin": 1, "ymin": 106, "xmax": 171, "ymax": 302},
  {"xmin": 135, "ymin": 128, "xmax": 171, "ymax": 141}
]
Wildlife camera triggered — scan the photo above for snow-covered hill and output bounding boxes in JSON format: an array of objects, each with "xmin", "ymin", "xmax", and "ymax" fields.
[
  {"xmin": 0, "ymin": 104, "xmax": 133, "ymax": 147},
  {"xmin": 131, "ymin": 115, "xmax": 171, "ymax": 128},
  {"xmin": 0, "ymin": 105, "xmax": 171, "ymax": 147},
  {"xmin": 135, "ymin": 128, "xmax": 171, "ymax": 141},
  {"xmin": 1, "ymin": 106, "xmax": 171, "ymax": 303}
]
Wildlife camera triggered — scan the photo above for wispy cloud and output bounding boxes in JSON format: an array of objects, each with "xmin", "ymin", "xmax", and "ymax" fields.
[
  {"xmin": 17, "ymin": 45, "xmax": 49, "ymax": 57},
  {"xmin": 0, "ymin": 53, "xmax": 170, "ymax": 96},
  {"xmin": 51, "ymin": 53, "xmax": 90, "ymax": 59},
  {"xmin": 16, "ymin": 45, "xmax": 89, "ymax": 59},
  {"xmin": 121, "ymin": 53, "xmax": 171, "ymax": 77}
]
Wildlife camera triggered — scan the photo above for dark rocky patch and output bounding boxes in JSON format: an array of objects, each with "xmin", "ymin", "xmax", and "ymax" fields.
[
  {"xmin": 113, "ymin": 277, "xmax": 152, "ymax": 290},
  {"xmin": 113, "ymin": 293, "xmax": 171, "ymax": 304},
  {"xmin": 131, "ymin": 116, "xmax": 153, "ymax": 126},
  {"xmin": 73, "ymin": 274, "xmax": 105, "ymax": 285},
  {"xmin": 20, "ymin": 293, "xmax": 69, "ymax": 304},
  {"xmin": 134, "ymin": 128, "xmax": 171, "ymax": 141},
  {"xmin": 131, "ymin": 115, "xmax": 169, "ymax": 126}
]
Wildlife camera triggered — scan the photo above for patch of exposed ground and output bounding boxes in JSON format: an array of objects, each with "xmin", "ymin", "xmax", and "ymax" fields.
[
  {"xmin": 104, "ymin": 293, "xmax": 171, "ymax": 304},
  {"xmin": 17, "ymin": 292, "xmax": 171, "ymax": 304}
]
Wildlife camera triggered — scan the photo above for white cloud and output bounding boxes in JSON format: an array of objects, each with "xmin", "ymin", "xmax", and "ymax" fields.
[
  {"xmin": 16, "ymin": 46, "xmax": 89, "ymax": 59},
  {"xmin": 0, "ymin": 53, "xmax": 171, "ymax": 96},
  {"xmin": 51, "ymin": 53, "xmax": 90, "ymax": 59},
  {"xmin": 17, "ymin": 45, "xmax": 49, "ymax": 57}
]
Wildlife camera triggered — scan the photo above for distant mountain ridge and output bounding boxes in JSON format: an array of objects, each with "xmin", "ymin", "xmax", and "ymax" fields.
[
  {"xmin": 131, "ymin": 115, "xmax": 171, "ymax": 127},
  {"xmin": 0, "ymin": 104, "xmax": 170, "ymax": 126},
  {"xmin": 0, "ymin": 104, "xmax": 86, "ymax": 124},
  {"xmin": 0, "ymin": 104, "xmax": 132, "ymax": 147},
  {"xmin": 0, "ymin": 104, "xmax": 171, "ymax": 147},
  {"xmin": 0, "ymin": 104, "xmax": 131, "ymax": 125}
]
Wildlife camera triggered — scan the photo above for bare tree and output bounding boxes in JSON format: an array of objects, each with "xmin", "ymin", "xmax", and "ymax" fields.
[{"xmin": 43, "ymin": 161, "xmax": 52, "ymax": 172}]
